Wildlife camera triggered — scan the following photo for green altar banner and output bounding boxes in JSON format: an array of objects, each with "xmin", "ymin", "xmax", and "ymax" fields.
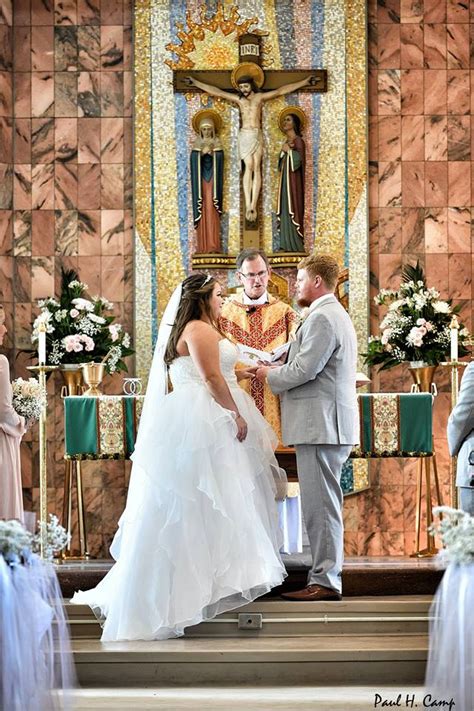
[
  {"xmin": 64, "ymin": 393, "xmax": 433, "ymax": 461},
  {"xmin": 64, "ymin": 396, "xmax": 144, "ymax": 460},
  {"xmin": 352, "ymin": 393, "xmax": 433, "ymax": 458}
]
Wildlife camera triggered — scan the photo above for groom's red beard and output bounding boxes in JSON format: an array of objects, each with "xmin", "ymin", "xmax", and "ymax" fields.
[{"xmin": 297, "ymin": 297, "xmax": 311, "ymax": 308}]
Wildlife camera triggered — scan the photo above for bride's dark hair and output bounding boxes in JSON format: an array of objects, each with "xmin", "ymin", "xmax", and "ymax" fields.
[{"xmin": 164, "ymin": 274, "xmax": 219, "ymax": 365}]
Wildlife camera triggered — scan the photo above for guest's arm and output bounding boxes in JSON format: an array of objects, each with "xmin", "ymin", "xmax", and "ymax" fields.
[
  {"xmin": 447, "ymin": 362, "xmax": 474, "ymax": 456},
  {"xmin": 0, "ymin": 355, "xmax": 26, "ymax": 438}
]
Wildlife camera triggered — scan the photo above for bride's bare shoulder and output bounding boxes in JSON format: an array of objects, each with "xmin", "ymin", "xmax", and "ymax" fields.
[{"xmin": 184, "ymin": 320, "xmax": 218, "ymax": 339}]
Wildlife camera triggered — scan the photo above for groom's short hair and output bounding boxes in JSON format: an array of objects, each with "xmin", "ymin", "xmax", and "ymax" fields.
[{"xmin": 299, "ymin": 254, "xmax": 339, "ymax": 291}]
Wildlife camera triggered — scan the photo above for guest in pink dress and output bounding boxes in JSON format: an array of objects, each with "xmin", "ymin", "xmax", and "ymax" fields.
[{"xmin": 0, "ymin": 305, "xmax": 26, "ymax": 521}]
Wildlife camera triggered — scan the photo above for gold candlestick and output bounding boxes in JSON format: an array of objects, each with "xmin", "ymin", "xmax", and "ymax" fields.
[
  {"xmin": 441, "ymin": 361, "xmax": 468, "ymax": 509},
  {"xmin": 27, "ymin": 365, "xmax": 58, "ymax": 558}
]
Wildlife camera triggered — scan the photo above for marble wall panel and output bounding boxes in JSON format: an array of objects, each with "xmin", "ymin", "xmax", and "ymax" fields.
[
  {"xmin": 2, "ymin": 0, "xmax": 133, "ymax": 558},
  {"xmin": 368, "ymin": 1, "xmax": 474, "ymax": 556}
]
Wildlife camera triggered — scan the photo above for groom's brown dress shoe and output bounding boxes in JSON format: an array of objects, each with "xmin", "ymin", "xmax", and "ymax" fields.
[{"xmin": 280, "ymin": 584, "xmax": 342, "ymax": 601}]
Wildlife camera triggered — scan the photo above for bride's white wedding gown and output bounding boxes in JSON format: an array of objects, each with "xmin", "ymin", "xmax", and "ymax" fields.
[{"xmin": 71, "ymin": 339, "xmax": 287, "ymax": 641}]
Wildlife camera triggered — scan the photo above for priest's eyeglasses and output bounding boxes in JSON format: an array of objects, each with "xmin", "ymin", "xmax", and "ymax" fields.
[{"xmin": 238, "ymin": 270, "xmax": 268, "ymax": 281}]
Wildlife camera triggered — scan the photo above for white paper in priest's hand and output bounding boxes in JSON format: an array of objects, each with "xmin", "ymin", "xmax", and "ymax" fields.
[{"xmin": 236, "ymin": 341, "xmax": 291, "ymax": 366}]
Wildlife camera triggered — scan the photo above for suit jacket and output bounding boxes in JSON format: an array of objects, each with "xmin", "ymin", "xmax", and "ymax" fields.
[
  {"xmin": 267, "ymin": 295, "xmax": 359, "ymax": 447},
  {"xmin": 447, "ymin": 361, "xmax": 474, "ymax": 487}
]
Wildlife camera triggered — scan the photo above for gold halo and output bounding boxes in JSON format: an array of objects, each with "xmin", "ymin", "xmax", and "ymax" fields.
[
  {"xmin": 230, "ymin": 62, "xmax": 265, "ymax": 90},
  {"xmin": 191, "ymin": 108, "xmax": 223, "ymax": 135},
  {"xmin": 278, "ymin": 105, "xmax": 307, "ymax": 133}
]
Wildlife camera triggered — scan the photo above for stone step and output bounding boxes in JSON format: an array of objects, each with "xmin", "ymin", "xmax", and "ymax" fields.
[
  {"xmin": 65, "ymin": 596, "xmax": 433, "ymax": 639},
  {"xmin": 72, "ymin": 634, "xmax": 428, "ymax": 687}
]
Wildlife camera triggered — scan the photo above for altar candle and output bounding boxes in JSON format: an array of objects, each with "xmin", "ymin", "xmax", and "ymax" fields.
[
  {"xmin": 450, "ymin": 317, "xmax": 458, "ymax": 362},
  {"xmin": 38, "ymin": 323, "xmax": 46, "ymax": 365}
]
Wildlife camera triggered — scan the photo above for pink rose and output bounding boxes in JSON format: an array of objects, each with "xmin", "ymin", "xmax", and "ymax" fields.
[{"xmin": 70, "ymin": 309, "xmax": 79, "ymax": 318}]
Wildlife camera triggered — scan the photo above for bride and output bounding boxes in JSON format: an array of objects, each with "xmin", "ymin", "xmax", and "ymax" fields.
[{"xmin": 72, "ymin": 274, "xmax": 287, "ymax": 641}]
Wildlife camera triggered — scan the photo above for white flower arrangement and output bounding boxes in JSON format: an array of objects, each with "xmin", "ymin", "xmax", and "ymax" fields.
[
  {"xmin": 0, "ymin": 515, "xmax": 70, "ymax": 564},
  {"xmin": 364, "ymin": 262, "xmax": 469, "ymax": 370},
  {"xmin": 430, "ymin": 507, "xmax": 474, "ymax": 566},
  {"xmin": 11, "ymin": 377, "xmax": 46, "ymax": 421},
  {"xmin": 31, "ymin": 268, "xmax": 134, "ymax": 374}
]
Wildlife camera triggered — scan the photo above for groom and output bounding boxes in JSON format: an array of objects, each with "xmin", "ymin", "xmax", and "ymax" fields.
[{"xmin": 256, "ymin": 254, "xmax": 359, "ymax": 600}]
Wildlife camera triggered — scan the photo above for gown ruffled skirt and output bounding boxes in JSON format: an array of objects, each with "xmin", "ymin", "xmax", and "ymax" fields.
[{"xmin": 72, "ymin": 341, "xmax": 287, "ymax": 641}]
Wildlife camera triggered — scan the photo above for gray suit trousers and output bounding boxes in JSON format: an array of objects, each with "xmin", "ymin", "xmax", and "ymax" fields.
[{"xmin": 295, "ymin": 443, "xmax": 352, "ymax": 593}]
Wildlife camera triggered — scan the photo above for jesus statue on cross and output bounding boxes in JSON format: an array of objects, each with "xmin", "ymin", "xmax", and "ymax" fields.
[{"xmin": 185, "ymin": 64, "xmax": 316, "ymax": 223}]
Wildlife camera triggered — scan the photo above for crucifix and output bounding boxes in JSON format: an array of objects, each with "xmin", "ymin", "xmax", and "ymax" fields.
[{"xmin": 174, "ymin": 34, "xmax": 327, "ymax": 251}]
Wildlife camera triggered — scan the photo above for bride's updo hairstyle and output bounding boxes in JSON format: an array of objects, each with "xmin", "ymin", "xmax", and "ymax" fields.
[{"xmin": 164, "ymin": 274, "xmax": 218, "ymax": 364}]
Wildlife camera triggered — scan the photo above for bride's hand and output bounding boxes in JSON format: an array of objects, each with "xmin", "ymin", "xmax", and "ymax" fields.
[
  {"xmin": 236, "ymin": 367, "xmax": 257, "ymax": 381},
  {"xmin": 235, "ymin": 414, "xmax": 248, "ymax": 442}
]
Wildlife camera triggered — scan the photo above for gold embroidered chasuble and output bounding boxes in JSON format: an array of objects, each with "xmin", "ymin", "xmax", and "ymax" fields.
[{"xmin": 220, "ymin": 294, "xmax": 298, "ymax": 442}]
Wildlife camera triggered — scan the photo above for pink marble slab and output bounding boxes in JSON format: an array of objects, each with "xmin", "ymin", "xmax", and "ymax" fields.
[
  {"xmin": 13, "ymin": 118, "xmax": 31, "ymax": 163},
  {"xmin": 448, "ymin": 160, "xmax": 470, "ymax": 205},
  {"xmin": 55, "ymin": 71, "xmax": 78, "ymax": 117},
  {"xmin": 13, "ymin": 26, "xmax": 31, "ymax": 71},
  {"xmin": 424, "ymin": 69, "xmax": 447, "ymax": 113},
  {"xmin": 448, "ymin": 252, "xmax": 471, "ymax": 298},
  {"xmin": 378, "ymin": 161, "xmax": 402, "ymax": 207},
  {"xmin": 78, "ymin": 117, "xmax": 100, "ymax": 162},
  {"xmin": 0, "ymin": 1, "xmax": 12, "ymax": 26},
  {"xmin": 31, "ymin": 0, "xmax": 54, "ymax": 25},
  {"xmin": 77, "ymin": 163, "xmax": 100, "ymax": 208},
  {"xmin": 425, "ymin": 207, "xmax": 448, "ymax": 252},
  {"xmin": 13, "ymin": 209, "xmax": 31, "ymax": 256},
  {"xmin": 100, "ymin": 71, "xmax": 123, "ymax": 116},
  {"xmin": 401, "ymin": 115, "xmax": 424, "ymax": 160},
  {"xmin": 424, "ymin": 24, "xmax": 447, "ymax": 68},
  {"xmin": 400, "ymin": 24, "xmax": 423, "ymax": 68},
  {"xmin": 77, "ymin": 0, "xmax": 99, "ymax": 25},
  {"xmin": 447, "ymin": 23, "xmax": 469, "ymax": 68},
  {"xmin": 402, "ymin": 163, "xmax": 425, "ymax": 206},
  {"xmin": 425, "ymin": 252, "xmax": 449, "ymax": 298},
  {"xmin": 401, "ymin": 69, "xmax": 424, "ymax": 114},
  {"xmin": 0, "ymin": 116, "xmax": 12, "ymax": 163},
  {"xmin": 14, "ymin": 256, "xmax": 32, "ymax": 302},
  {"xmin": 31, "ymin": 72, "xmax": 54, "ymax": 117},
  {"xmin": 100, "ymin": 25, "xmax": 123, "ymax": 71},
  {"xmin": 31, "ymin": 117, "xmax": 54, "ymax": 163},
  {"xmin": 101, "ymin": 164, "xmax": 123, "ymax": 209},
  {"xmin": 400, "ymin": 0, "xmax": 423, "ymax": 23},
  {"xmin": 378, "ymin": 69, "xmax": 401, "ymax": 114},
  {"xmin": 447, "ymin": 115, "xmax": 470, "ymax": 160},
  {"xmin": 32, "ymin": 25, "xmax": 54, "ymax": 71},
  {"xmin": 101, "ymin": 0, "xmax": 122, "ymax": 25},
  {"xmin": 424, "ymin": 0, "xmax": 446, "ymax": 23},
  {"xmin": 77, "ymin": 70, "xmax": 100, "ymax": 117},
  {"xmin": 13, "ymin": 0, "xmax": 30, "ymax": 25},
  {"xmin": 448, "ymin": 207, "xmax": 471, "ymax": 252},
  {"xmin": 13, "ymin": 164, "xmax": 32, "ymax": 210},
  {"xmin": 378, "ymin": 207, "xmax": 402, "ymax": 253},
  {"xmin": 0, "ymin": 25, "xmax": 12, "ymax": 70},
  {"xmin": 55, "ymin": 163, "xmax": 78, "ymax": 209},
  {"xmin": 378, "ymin": 23, "xmax": 400, "ymax": 69},
  {"xmin": 55, "ymin": 116, "xmax": 77, "ymax": 162},
  {"xmin": 401, "ymin": 206, "xmax": 425, "ymax": 252},
  {"xmin": 424, "ymin": 115, "xmax": 448, "ymax": 160},
  {"xmin": 100, "ymin": 117, "xmax": 123, "ymax": 163},
  {"xmin": 0, "ymin": 163, "xmax": 12, "ymax": 209},
  {"xmin": 32, "ymin": 163, "xmax": 54, "ymax": 209},
  {"xmin": 54, "ymin": 0, "xmax": 77, "ymax": 26},
  {"xmin": 101, "ymin": 209, "xmax": 124, "ymax": 255},
  {"xmin": 377, "ymin": 0, "xmax": 400, "ymax": 23},
  {"xmin": 54, "ymin": 25, "xmax": 78, "ymax": 71},
  {"xmin": 447, "ymin": 69, "xmax": 470, "ymax": 115},
  {"xmin": 78, "ymin": 209, "xmax": 100, "ymax": 255},
  {"xmin": 54, "ymin": 208, "xmax": 77, "ymax": 254},
  {"xmin": 32, "ymin": 209, "xmax": 54, "ymax": 256},
  {"xmin": 0, "ymin": 209, "xmax": 12, "ymax": 255},
  {"xmin": 0, "ymin": 255, "xmax": 13, "ymax": 300},
  {"xmin": 0, "ymin": 71, "xmax": 12, "ymax": 116},
  {"xmin": 78, "ymin": 25, "xmax": 99, "ymax": 71},
  {"xmin": 425, "ymin": 161, "xmax": 448, "ymax": 206},
  {"xmin": 31, "ymin": 255, "xmax": 54, "ymax": 299},
  {"xmin": 123, "ymin": 70, "xmax": 131, "ymax": 117}
]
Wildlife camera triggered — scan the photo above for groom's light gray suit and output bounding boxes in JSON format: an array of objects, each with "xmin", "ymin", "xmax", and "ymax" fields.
[
  {"xmin": 267, "ymin": 294, "xmax": 359, "ymax": 593},
  {"xmin": 447, "ymin": 361, "xmax": 474, "ymax": 515}
]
